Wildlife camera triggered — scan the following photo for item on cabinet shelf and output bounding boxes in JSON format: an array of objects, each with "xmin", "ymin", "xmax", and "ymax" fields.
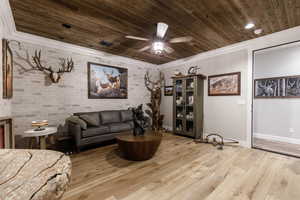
[
  {"xmin": 195, "ymin": 133, "xmax": 239, "ymax": 150},
  {"xmin": 176, "ymin": 85, "xmax": 182, "ymax": 92},
  {"xmin": 186, "ymin": 113, "xmax": 194, "ymax": 120},
  {"xmin": 164, "ymin": 85, "xmax": 173, "ymax": 96},
  {"xmin": 176, "ymin": 113, "xmax": 183, "ymax": 118},
  {"xmin": 128, "ymin": 104, "xmax": 150, "ymax": 136},
  {"xmin": 88, "ymin": 62, "xmax": 128, "ymax": 99},
  {"xmin": 2, "ymin": 39, "xmax": 13, "ymax": 98},
  {"xmin": 188, "ymin": 96, "xmax": 194, "ymax": 105},
  {"xmin": 174, "ymin": 70, "xmax": 183, "ymax": 77},
  {"xmin": 189, "ymin": 82, "xmax": 194, "ymax": 89},
  {"xmin": 176, "ymin": 97, "xmax": 183, "ymax": 105},
  {"xmin": 208, "ymin": 72, "xmax": 241, "ymax": 96},
  {"xmin": 15, "ymin": 49, "xmax": 74, "ymax": 84},
  {"xmin": 32, "ymin": 120, "xmax": 49, "ymax": 131},
  {"xmin": 144, "ymin": 71, "xmax": 165, "ymax": 131},
  {"xmin": 187, "ymin": 66, "xmax": 201, "ymax": 75},
  {"xmin": 176, "ymin": 124, "xmax": 183, "ymax": 132}
]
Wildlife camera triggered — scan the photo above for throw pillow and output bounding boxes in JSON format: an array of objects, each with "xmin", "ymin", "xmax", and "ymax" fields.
[
  {"xmin": 66, "ymin": 115, "xmax": 87, "ymax": 130},
  {"xmin": 80, "ymin": 114, "xmax": 100, "ymax": 127}
]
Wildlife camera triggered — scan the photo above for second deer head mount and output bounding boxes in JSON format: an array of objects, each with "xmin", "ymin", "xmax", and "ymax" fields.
[{"xmin": 15, "ymin": 49, "xmax": 74, "ymax": 84}]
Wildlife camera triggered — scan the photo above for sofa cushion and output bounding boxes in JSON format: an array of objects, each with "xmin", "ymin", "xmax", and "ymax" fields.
[
  {"xmin": 100, "ymin": 111, "xmax": 121, "ymax": 124},
  {"xmin": 109, "ymin": 122, "xmax": 132, "ymax": 133},
  {"xmin": 80, "ymin": 113, "xmax": 100, "ymax": 127},
  {"xmin": 82, "ymin": 126, "xmax": 110, "ymax": 138},
  {"xmin": 120, "ymin": 110, "xmax": 133, "ymax": 122},
  {"xmin": 66, "ymin": 115, "xmax": 87, "ymax": 130}
]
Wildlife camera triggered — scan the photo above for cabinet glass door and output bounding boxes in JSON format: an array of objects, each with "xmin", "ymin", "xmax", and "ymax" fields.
[
  {"xmin": 175, "ymin": 79, "xmax": 184, "ymax": 133},
  {"xmin": 185, "ymin": 78, "xmax": 195, "ymax": 135}
]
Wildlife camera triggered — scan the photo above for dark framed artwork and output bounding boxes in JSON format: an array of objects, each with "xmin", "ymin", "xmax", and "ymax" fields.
[
  {"xmin": 254, "ymin": 75, "xmax": 300, "ymax": 98},
  {"xmin": 164, "ymin": 86, "xmax": 173, "ymax": 96},
  {"xmin": 2, "ymin": 39, "xmax": 13, "ymax": 99},
  {"xmin": 88, "ymin": 62, "xmax": 128, "ymax": 99},
  {"xmin": 208, "ymin": 72, "xmax": 241, "ymax": 96}
]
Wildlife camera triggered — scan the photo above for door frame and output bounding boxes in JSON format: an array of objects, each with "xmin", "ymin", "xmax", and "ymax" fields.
[{"xmin": 251, "ymin": 39, "xmax": 300, "ymax": 158}]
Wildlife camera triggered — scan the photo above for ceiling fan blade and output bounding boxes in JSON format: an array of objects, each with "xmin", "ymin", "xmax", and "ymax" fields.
[
  {"xmin": 138, "ymin": 45, "xmax": 151, "ymax": 52},
  {"xmin": 169, "ymin": 36, "xmax": 193, "ymax": 43},
  {"xmin": 125, "ymin": 36, "xmax": 149, "ymax": 41},
  {"xmin": 157, "ymin": 22, "xmax": 169, "ymax": 39},
  {"xmin": 164, "ymin": 46, "xmax": 175, "ymax": 54}
]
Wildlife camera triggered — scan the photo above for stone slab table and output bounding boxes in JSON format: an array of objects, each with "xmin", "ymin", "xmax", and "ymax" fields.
[{"xmin": 0, "ymin": 149, "xmax": 71, "ymax": 200}]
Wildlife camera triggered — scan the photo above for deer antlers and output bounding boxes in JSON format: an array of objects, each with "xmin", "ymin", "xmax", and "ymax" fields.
[
  {"xmin": 144, "ymin": 71, "xmax": 165, "ymax": 92},
  {"xmin": 15, "ymin": 49, "xmax": 74, "ymax": 83},
  {"xmin": 31, "ymin": 50, "xmax": 74, "ymax": 83}
]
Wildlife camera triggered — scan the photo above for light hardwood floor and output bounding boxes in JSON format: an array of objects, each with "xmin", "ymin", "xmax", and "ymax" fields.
[
  {"xmin": 253, "ymin": 137, "xmax": 300, "ymax": 158},
  {"xmin": 62, "ymin": 134, "xmax": 300, "ymax": 200}
]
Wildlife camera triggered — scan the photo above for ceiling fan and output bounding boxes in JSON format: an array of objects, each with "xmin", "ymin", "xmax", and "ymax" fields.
[{"xmin": 125, "ymin": 22, "xmax": 193, "ymax": 55}]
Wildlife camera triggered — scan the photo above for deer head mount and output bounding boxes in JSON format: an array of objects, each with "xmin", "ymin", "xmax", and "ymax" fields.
[
  {"xmin": 32, "ymin": 50, "xmax": 74, "ymax": 83},
  {"xmin": 144, "ymin": 71, "xmax": 165, "ymax": 92},
  {"xmin": 14, "ymin": 49, "xmax": 74, "ymax": 83}
]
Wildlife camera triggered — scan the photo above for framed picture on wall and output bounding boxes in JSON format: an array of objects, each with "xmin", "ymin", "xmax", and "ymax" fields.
[
  {"xmin": 2, "ymin": 39, "xmax": 13, "ymax": 99},
  {"xmin": 164, "ymin": 86, "xmax": 173, "ymax": 96},
  {"xmin": 254, "ymin": 75, "xmax": 300, "ymax": 98},
  {"xmin": 208, "ymin": 72, "xmax": 241, "ymax": 96},
  {"xmin": 87, "ymin": 62, "xmax": 128, "ymax": 99}
]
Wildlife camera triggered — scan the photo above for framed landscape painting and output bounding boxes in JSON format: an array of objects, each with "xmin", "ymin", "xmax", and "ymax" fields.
[
  {"xmin": 164, "ymin": 86, "xmax": 173, "ymax": 96},
  {"xmin": 2, "ymin": 39, "xmax": 13, "ymax": 99},
  {"xmin": 208, "ymin": 72, "xmax": 241, "ymax": 96},
  {"xmin": 88, "ymin": 62, "xmax": 128, "ymax": 99}
]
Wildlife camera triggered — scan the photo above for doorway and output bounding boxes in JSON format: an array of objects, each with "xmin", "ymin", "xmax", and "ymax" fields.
[{"xmin": 252, "ymin": 41, "xmax": 300, "ymax": 158}]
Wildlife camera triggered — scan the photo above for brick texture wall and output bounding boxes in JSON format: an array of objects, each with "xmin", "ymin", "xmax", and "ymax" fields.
[{"xmin": 10, "ymin": 41, "xmax": 157, "ymax": 148}]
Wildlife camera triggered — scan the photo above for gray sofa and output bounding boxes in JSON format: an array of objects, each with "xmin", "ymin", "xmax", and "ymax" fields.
[{"xmin": 68, "ymin": 110, "xmax": 133, "ymax": 152}]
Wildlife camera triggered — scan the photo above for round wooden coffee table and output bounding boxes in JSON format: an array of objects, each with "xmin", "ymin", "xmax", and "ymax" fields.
[{"xmin": 116, "ymin": 132, "xmax": 162, "ymax": 161}]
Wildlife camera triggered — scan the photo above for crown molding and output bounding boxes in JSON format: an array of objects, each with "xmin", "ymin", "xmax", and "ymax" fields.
[
  {"xmin": 159, "ymin": 26, "xmax": 300, "ymax": 68},
  {"xmin": 0, "ymin": 0, "xmax": 157, "ymax": 67}
]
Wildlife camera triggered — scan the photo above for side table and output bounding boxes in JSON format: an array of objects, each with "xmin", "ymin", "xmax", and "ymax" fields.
[{"xmin": 23, "ymin": 127, "xmax": 57, "ymax": 149}]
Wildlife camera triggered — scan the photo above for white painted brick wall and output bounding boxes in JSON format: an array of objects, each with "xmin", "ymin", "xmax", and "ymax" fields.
[{"xmin": 11, "ymin": 41, "xmax": 157, "ymax": 147}]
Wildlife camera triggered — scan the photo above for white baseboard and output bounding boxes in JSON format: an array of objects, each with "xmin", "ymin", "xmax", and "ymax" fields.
[{"xmin": 254, "ymin": 133, "xmax": 300, "ymax": 145}]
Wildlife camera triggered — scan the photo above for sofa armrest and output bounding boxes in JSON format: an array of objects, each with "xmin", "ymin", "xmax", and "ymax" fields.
[{"xmin": 68, "ymin": 122, "xmax": 82, "ymax": 147}]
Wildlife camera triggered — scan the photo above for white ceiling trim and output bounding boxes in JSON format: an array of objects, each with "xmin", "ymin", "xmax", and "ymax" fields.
[
  {"xmin": 0, "ymin": 0, "xmax": 157, "ymax": 67},
  {"xmin": 159, "ymin": 26, "xmax": 300, "ymax": 68}
]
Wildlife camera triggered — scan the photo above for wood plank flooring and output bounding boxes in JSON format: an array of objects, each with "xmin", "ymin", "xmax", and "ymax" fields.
[
  {"xmin": 62, "ymin": 134, "xmax": 300, "ymax": 200},
  {"xmin": 253, "ymin": 137, "xmax": 300, "ymax": 158}
]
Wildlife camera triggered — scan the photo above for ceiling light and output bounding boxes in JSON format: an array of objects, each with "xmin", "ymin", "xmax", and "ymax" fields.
[
  {"xmin": 245, "ymin": 23, "xmax": 255, "ymax": 29},
  {"xmin": 254, "ymin": 29, "xmax": 263, "ymax": 35},
  {"xmin": 152, "ymin": 41, "xmax": 164, "ymax": 54}
]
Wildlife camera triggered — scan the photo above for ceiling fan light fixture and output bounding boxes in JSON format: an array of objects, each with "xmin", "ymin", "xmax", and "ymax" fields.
[{"xmin": 152, "ymin": 41, "xmax": 164, "ymax": 54}]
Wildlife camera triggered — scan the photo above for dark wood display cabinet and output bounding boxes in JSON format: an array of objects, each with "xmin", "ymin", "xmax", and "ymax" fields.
[{"xmin": 172, "ymin": 74, "xmax": 205, "ymax": 139}]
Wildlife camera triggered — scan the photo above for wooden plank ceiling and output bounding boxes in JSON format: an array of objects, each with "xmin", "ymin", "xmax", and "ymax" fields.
[{"xmin": 9, "ymin": 0, "xmax": 300, "ymax": 64}]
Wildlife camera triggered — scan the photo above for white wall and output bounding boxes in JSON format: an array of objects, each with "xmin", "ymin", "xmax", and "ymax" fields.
[
  {"xmin": 0, "ymin": 13, "xmax": 12, "ymax": 118},
  {"xmin": 160, "ymin": 26, "xmax": 300, "ymax": 147},
  {"xmin": 161, "ymin": 50, "xmax": 248, "ymax": 142},
  {"xmin": 253, "ymin": 43, "xmax": 300, "ymax": 142}
]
